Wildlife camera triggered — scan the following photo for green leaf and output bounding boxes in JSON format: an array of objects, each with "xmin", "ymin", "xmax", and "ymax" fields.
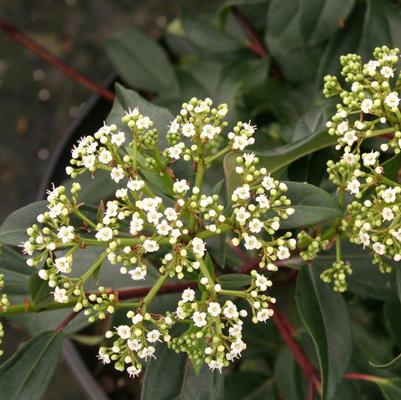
[
  {"xmin": 378, "ymin": 378, "xmax": 401, "ymax": 400},
  {"xmin": 218, "ymin": 273, "xmax": 251, "ymax": 289},
  {"xmin": 105, "ymin": 27, "xmax": 178, "ymax": 93},
  {"xmin": 0, "ymin": 201, "xmax": 47, "ymax": 245},
  {"xmin": 224, "ymin": 371, "xmax": 274, "ymax": 400},
  {"xmin": 0, "ymin": 245, "xmax": 31, "ymax": 295},
  {"xmin": 296, "ymin": 264, "xmax": 352, "ymax": 399},
  {"xmin": 29, "ymin": 273, "xmax": 52, "ymax": 308},
  {"xmin": 383, "ymin": 153, "xmax": 401, "ymax": 182},
  {"xmin": 370, "ymin": 353, "xmax": 401, "ymax": 370},
  {"xmin": 0, "ymin": 331, "xmax": 63, "ymax": 400},
  {"xmin": 181, "ymin": 10, "xmax": 244, "ymax": 53},
  {"xmin": 281, "ymin": 181, "xmax": 342, "ymax": 229},
  {"xmin": 384, "ymin": 301, "xmax": 401, "ymax": 349},
  {"xmin": 218, "ymin": 0, "xmax": 269, "ymax": 26},
  {"xmin": 141, "ymin": 345, "xmax": 224, "ymax": 400}
]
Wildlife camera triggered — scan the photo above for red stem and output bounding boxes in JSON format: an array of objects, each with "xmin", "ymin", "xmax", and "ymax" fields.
[
  {"xmin": 55, "ymin": 310, "xmax": 80, "ymax": 332},
  {"xmin": 231, "ymin": 6, "xmax": 268, "ymax": 58},
  {"xmin": 308, "ymin": 379, "xmax": 315, "ymax": 400},
  {"xmin": 344, "ymin": 372, "xmax": 386, "ymax": 384},
  {"xmin": 0, "ymin": 16, "xmax": 115, "ymax": 102}
]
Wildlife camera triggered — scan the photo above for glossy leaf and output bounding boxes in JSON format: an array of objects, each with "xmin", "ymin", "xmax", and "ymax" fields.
[
  {"xmin": 224, "ymin": 371, "xmax": 274, "ymax": 400},
  {"xmin": 296, "ymin": 265, "xmax": 352, "ymax": 399},
  {"xmin": 378, "ymin": 379, "xmax": 401, "ymax": 400},
  {"xmin": 217, "ymin": 273, "xmax": 251, "ymax": 289},
  {"xmin": 141, "ymin": 345, "xmax": 224, "ymax": 400},
  {"xmin": 105, "ymin": 27, "xmax": 178, "ymax": 93},
  {"xmin": 0, "ymin": 245, "xmax": 31, "ymax": 295},
  {"xmin": 0, "ymin": 201, "xmax": 47, "ymax": 245},
  {"xmin": 0, "ymin": 331, "xmax": 63, "ymax": 400},
  {"xmin": 281, "ymin": 181, "xmax": 342, "ymax": 229},
  {"xmin": 29, "ymin": 273, "xmax": 52, "ymax": 308}
]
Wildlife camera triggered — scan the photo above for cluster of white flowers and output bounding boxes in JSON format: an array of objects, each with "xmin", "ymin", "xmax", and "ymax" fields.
[
  {"xmin": 317, "ymin": 46, "xmax": 401, "ymax": 289},
  {"xmin": 22, "ymin": 98, "xmax": 297, "ymax": 377}
]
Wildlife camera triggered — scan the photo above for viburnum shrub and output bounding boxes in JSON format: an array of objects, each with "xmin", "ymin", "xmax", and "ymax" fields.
[{"xmin": 1, "ymin": 46, "xmax": 401, "ymax": 399}]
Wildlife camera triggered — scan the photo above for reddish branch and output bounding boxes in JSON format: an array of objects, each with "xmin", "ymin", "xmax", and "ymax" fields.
[
  {"xmin": 231, "ymin": 6, "xmax": 268, "ymax": 58},
  {"xmin": 56, "ymin": 310, "xmax": 80, "ymax": 332},
  {"xmin": 0, "ymin": 16, "xmax": 115, "ymax": 102}
]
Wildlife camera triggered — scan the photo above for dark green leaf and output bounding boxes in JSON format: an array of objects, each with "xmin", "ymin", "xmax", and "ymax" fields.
[
  {"xmin": 378, "ymin": 378, "xmax": 401, "ymax": 400},
  {"xmin": 29, "ymin": 273, "xmax": 52, "ymax": 308},
  {"xmin": 383, "ymin": 153, "xmax": 401, "ymax": 182},
  {"xmin": 0, "ymin": 331, "xmax": 62, "ymax": 400},
  {"xmin": 0, "ymin": 201, "xmax": 47, "ymax": 245},
  {"xmin": 384, "ymin": 301, "xmax": 401, "ymax": 349},
  {"xmin": 141, "ymin": 345, "xmax": 224, "ymax": 400},
  {"xmin": 0, "ymin": 245, "xmax": 31, "ymax": 295},
  {"xmin": 370, "ymin": 353, "xmax": 401, "ymax": 370},
  {"xmin": 181, "ymin": 11, "xmax": 244, "ymax": 53},
  {"xmin": 218, "ymin": 273, "xmax": 251, "ymax": 289},
  {"xmin": 224, "ymin": 371, "xmax": 273, "ymax": 400},
  {"xmin": 281, "ymin": 181, "xmax": 341, "ymax": 229},
  {"xmin": 105, "ymin": 27, "xmax": 178, "ymax": 93},
  {"xmin": 296, "ymin": 264, "xmax": 352, "ymax": 399}
]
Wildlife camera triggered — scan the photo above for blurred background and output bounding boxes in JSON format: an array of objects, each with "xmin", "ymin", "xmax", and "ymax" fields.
[{"xmin": 0, "ymin": 0, "xmax": 212, "ymax": 222}]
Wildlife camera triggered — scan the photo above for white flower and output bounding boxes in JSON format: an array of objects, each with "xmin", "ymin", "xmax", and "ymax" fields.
[
  {"xmin": 54, "ymin": 256, "xmax": 72, "ymax": 274},
  {"xmin": 232, "ymin": 135, "xmax": 253, "ymax": 150},
  {"xmin": 83, "ymin": 154, "xmax": 96, "ymax": 169},
  {"xmin": 192, "ymin": 237, "xmax": 206, "ymax": 257},
  {"xmin": 167, "ymin": 143, "xmax": 184, "ymax": 160},
  {"xmin": 381, "ymin": 66, "xmax": 394, "ymax": 78},
  {"xmin": 232, "ymin": 185, "xmax": 251, "ymax": 200},
  {"xmin": 223, "ymin": 301, "xmax": 239, "ymax": 320},
  {"xmin": 229, "ymin": 324, "xmax": 242, "ymax": 337},
  {"xmin": 127, "ymin": 366, "xmax": 141, "ymax": 378},
  {"xmin": 207, "ymin": 302, "xmax": 221, "ymax": 317},
  {"xmin": 111, "ymin": 131, "xmax": 126, "ymax": 146},
  {"xmin": 156, "ymin": 220, "xmax": 172, "ymax": 236},
  {"xmin": 147, "ymin": 209, "xmax": 162, "ymax": 225},
  {"xmin": 115, "ymin": 188, "xmax": 127, "ymax": 198},
  {"xmin": 277, "ymin": 246, "xmax": 290, "ymax": 260},
  {"xmin": 192, "ymin": 311, "xmax": 207, "ymax": 327},
  {"xmin": 208, "ymin": 360, "xmax": 224, "ymax": 373},
  {"xmin": 181, "ymin": 288, "xmax": 195, "ymax": 303},
  {"xmin": 117, "ymin": 325, "xmax": 131, "ymax": 339},
  {"xmin": 136, "ymin": 116, "xmax": 151, "ymax": 130},
  {"xmin": 381, "ymin": 187, "xmax": 397, "ymax": 203},
  {"xmin": 129, "ymin": 267, "xmax": 147, "ymax": 280},
  {"xmin": 248, "ymin": 218, "xmax": 263, "ymax": 233},
  {"xmin": 255, "ymin": 273, "xmax": 270, "ymax": 291},
  {"xmin": 169, "ymin": 118, "xmax": 179, "ymax": 134},
  {"xmin": 57, "ymin": 226, "xmax": 75, "ymax": 243},
  {"xmin": 53, "ymin": 287, "xmax": 69, "ymax": 303},
  {"xmin": 256, "ymin": 195, "xmax": 270, "ymax": 209},
  {"xmin": 132, "ymin": 314, "xmax": 144, "ymax": 325},
  {"xmin": 244, "ymin": 235, "xmax": 262, "ymax": 250},
  {"xmin": 346, "ymin": 179, "xmax": 360, "ymax": 195},
  {"xmin": 97, "ymin": 350, "xmax": 111, "ymax": 365},
  {"xmin": 366, "ymin": 60, "xmax": 379, "ymax": 75},
  {"xmin": 173, "ymin": 179, "xmax": 190, "ymax": 194},
  {"xmin": 382, "ymin": 207, "xmax": 394, "ymax": 221},
  {"xmin": 372, "ymin": 242, "xmax": 385, "ymax": 255},
  {"xmin": 342, "ymin": 130, "xmax": 357, "ymax": 146},
  {"xmin": 98, "ymin": 149, "xmax": 113, "ymax": 164},
  {"xmin": 181, "ymin": 123, "xmax": 195, "ymax": 137},
  {"xmin": 262, "ymin": 176, "xmax": 275, "ymax": 190},
  {"xmin": 130, "ymin": 214, "xmax": 144, "ymax": 235},
  {"xmin": 391, "ymin": 229, "xmax": 401, "ymax": 242},
  {"xmin": 127, "ymin": 179, "xmax": 145, "ymax": 191},
  {"xmin": 243, "ymin": 153, "xmax": 256, "ymax": 164},
  {"xmin": 138, "ymin": 346, "xmax": 155, "ymax": 361},
  {"xmin": 146, "ymin": 330, "xmax": 162, "ymax": 343},
  {"xmin": 243, "ymin": 122, "xmax": 256, "ymax": 134},
  {"xmin": 359, "ymin": 231, "xmax": 370, "ymax": 247},
  {"xmin": 164, "ymin": 207, "xmax": 178, "ymax": 221},
  {"xmin": 385, "ymin": 92, "xmax": 400, "ymax": 109},
  {"xmin": 96, "ymin": 227, "xmax": 113, "ymax": 242},
  {"xmin": 337, "ymin": 121, "xmax": 349, "ymax": 134},
  {"xmin": 361, "ymin": 98, "xmax": 373, "ymax": 114},
  {"xmin": 143, "ymin": 239, "xmax": 159, "ymax": 253},
  {"xmin": 111, "ymin": 167, "xmax": 125, "ymax": 183},
  {"xmin": 256, "ymin": 308, "xmax": 273, "ymax": 322},
  {"xmin": 235, "ymin": 207, "xmax": 250, "ymax": 225},
  {"xmin": 342, "ymin": 152, "xmax": 356, "ymax": 165},
  {"xmin": 362, "ymin": 151, "xmax": 379, "ymax": 166},
  {"xmin": 230, "ymin": 339, "xmax": 246, "ymax": 356},
  {"xmin": 200, "ymin": 124, "xmax": 220, "ymax": 141}
]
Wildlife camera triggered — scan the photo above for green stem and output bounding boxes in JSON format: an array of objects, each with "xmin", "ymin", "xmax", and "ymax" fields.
[
  {"xmin": 368, "ymin": 126, "xmax": 397, "ymax": 138},
  {"xmin": 142, "ymin": 273, "xmax": 170, "ymax": 311},
  {"xmin": 0, "ymin": 299, "xmax": 77, "ymax": 316},
  {"xmin": 204, "ymin": 146, "xmax": 231, "ymax": 165},
  {"xmin": 220, "ymin": 289, "xmax": 248, "ymax": 299},
  {"xmin": 80, "ymin": 251, "xmax": 107, "ymax": 284},
  {"xmin": 115, "ymin": 301, "xmax": 141, "ymax": 309},
  {"xmin": 74, "ymin": 209, "xmax": 97, "ymax": 229},
  {"xmin": 189, "ymin": 160, "xmax": 206, "ymax": 233},
  {"xmin": 199, "ymin": 256, "xmax": 216, "ymax": 298}
]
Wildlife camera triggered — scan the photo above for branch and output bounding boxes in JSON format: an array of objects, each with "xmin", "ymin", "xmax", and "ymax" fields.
[
  {"xmin": 0, "ymin": 16, "xmax": 115, "ymax": 102},
  {"xmin": 55, "ymin": 310, "xmax": 80, "ymax": 332}
]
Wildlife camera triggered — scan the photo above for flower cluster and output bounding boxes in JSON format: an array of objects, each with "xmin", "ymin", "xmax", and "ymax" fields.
[
  {"xmin": 319, "ymin": 46, "xmax": 401, "ymax": 290},
  {"xmin": 0, "ymin": 274, "xmax": 9, "ymax": 356},
  {"xmin": 21, "ymin": 97, "xmax": 296, "ymax": 377}
]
